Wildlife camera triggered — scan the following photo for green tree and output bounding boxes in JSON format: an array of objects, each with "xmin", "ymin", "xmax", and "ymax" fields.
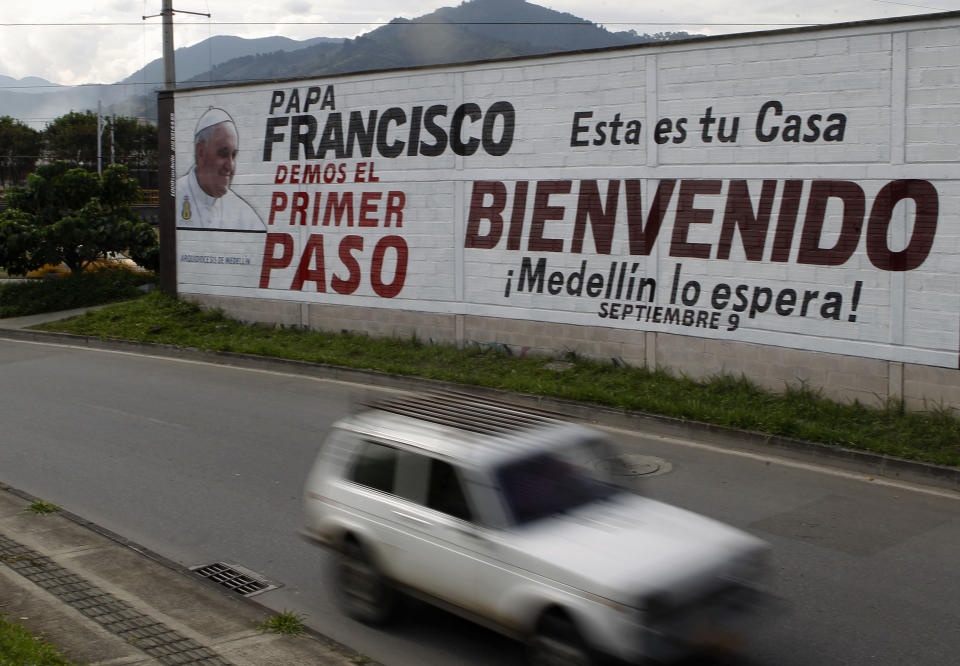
[
  {"xmin": 41, "ymin": 110, "xmax": 157, "ymax": 171},
  {"xmin": 0, "ymin": 116, "xmax": 41, "ymax": 185},
  {"xmin": 0, "ymin": 161, "xmax": 159, "ymax": 275},
  {"xmin": 111, "ymin": 116, "xmax": 158, "ymax": 171},
  {"xmin": 42, "ymin": 110, "xmax": 99, "ymax": 166}
]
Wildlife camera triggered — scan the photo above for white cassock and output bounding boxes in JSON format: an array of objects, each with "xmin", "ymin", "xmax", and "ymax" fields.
[{"xmin": 176, "ymin": 169, "xmax": 265, "ymax": 232}]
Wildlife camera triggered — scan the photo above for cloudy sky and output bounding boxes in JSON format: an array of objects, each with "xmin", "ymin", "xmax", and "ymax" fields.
[{"xmin": 1, "ymin": 0, "xmax": 958, "ymax": 86}]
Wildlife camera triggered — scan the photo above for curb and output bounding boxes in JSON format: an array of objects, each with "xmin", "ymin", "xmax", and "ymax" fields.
[
  {"xmin": 1, "ymin": 326, "xmax": 957, "ymax": 492},
  {"xmin": 0, "ymin": 480, "xmax": 382, "ymax": 665}
]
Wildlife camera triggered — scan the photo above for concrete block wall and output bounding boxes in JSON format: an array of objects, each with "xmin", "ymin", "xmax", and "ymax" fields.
[
  {"xmin": 184, "ymin": 292, "xmax": 955, "ymax": 411},
  {"xmin": 175, "ymin": 12, "xmax": 960, "ymax": 413}
]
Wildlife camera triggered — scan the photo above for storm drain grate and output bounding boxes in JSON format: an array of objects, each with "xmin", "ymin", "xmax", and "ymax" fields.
[
  {"xmin": 190, "ymin": 562, "xmax": 277, "ymax": 597},
  {"xmin": 595, "ymin": 454, "xmax": 673, "ymax": 477}
]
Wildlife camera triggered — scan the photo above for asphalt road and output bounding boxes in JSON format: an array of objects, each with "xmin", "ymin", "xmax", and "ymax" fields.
[{"xmin": 1, "ymin": 337, "xmax": 958, "ymax": 665}]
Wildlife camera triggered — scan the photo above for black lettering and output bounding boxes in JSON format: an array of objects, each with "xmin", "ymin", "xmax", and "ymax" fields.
[
  {"xmin": 571, "ymin": 111, "xmax": 592, "ymax": 147},
  {"xmin": 316, "ymin": 113, "xmax": 344, "ymax": 159},
  {"xmin": 518, "ymin": 257, "xmax": 546, "ymax": 293},
  {"xmin": 451, "ymin": 103, "xmax": 482, "ymax": 156},
  {"xmin": 284, "ymin": 88, "xmax": 301, "ymax": 114},
  {"xmin": 268, "ymin": 90, "xmax": 285, "ymax": 115},
  {"xmin": 346, "ymin": 110, "xmax": 377, "ymax": 158},
  {"xmin": 420, "ymin": 105, "xmax": 448, "ymax": 156},
  {"xmin": 304, "ymin": 86, "xmax": 322, "ymax": 112},
  {"xmin": 290, "ymin": 115, "xmax": 317, "ymax": 161},
  {"xmin": 483, "ymin": 101, "xmax": 515, "ymax": 156},
  {"xmin": 824, "ymin": 113, "xmax": 847, "ymax": 141},
  {"xmin": 377, "ymin": 107, "xmax": 406, "ymax": 158},
  {"xmin": 263, "ymin": 117, "xmax": 288, "ymax": 161},
  {"xmin": 407, "ymin": 106, "xmax": 423, "ymax": 156},
  {"xmin": 756, "ymin": 100, "xmax": 782, "ymax": 142}
]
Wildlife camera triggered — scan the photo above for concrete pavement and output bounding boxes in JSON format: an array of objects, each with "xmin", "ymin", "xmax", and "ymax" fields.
[{"xmin": 0, "ymin": 483, "xmax": 368, "ymax": 665}]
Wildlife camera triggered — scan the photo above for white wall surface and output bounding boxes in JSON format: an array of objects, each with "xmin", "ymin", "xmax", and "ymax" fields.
[{"xmin": 174, "ymin": 13, "xmax": 960, "ymax": 372}]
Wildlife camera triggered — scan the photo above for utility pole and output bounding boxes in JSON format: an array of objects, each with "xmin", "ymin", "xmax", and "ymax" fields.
[
  {"xmin": 162, "ymin": 0, "xmax": 175, "ymax": 90},
  {"xmin": 97, "ymin": 100, "xmax": 103, "ymax": 176},
  {"xmin": 145, "ymin": 1, "xmax": 210, "ymax": 295},
  {"xmin": 151, "ymin": 1, "xmax": 208, "ymax": 90}
]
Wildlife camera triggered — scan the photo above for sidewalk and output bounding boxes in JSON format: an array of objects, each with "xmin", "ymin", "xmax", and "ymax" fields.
[
  {"xmin": 0, "ymin": 305, "xmax": 107, "ymax": 330},
  {"xmin": 0, "ymin": 483, "xmax": 366, "ymax": 666}
]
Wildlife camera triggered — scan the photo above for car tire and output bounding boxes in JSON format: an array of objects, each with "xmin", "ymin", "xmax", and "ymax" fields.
[
  {"xmin": 334, "ymin": 539, "xmax": 397, "ymax": 625},
  {"xmin": 527, "ymin": 613, "xmax": 594, "ymax": 666}
]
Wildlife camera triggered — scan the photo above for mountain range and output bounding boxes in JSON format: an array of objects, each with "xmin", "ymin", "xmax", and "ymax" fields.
[{"xmin": 0, "ymin": 0, "xmax": 695, "ymax": 127}]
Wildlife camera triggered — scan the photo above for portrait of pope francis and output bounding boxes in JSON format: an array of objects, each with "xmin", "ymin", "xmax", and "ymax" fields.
[{"xmin": 176, "ymin": 107, "xmax": 265, "ymax": 232}]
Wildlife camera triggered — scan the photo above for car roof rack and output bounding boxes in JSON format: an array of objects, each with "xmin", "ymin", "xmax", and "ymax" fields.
[{"xmin": 364, "ymin": 390, "xmax": 565, "ymax": 436}]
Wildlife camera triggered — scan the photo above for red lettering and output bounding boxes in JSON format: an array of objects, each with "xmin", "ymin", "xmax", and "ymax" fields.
[
  {"xmin": 385, "ymin": 191, "xmax": 405, "ymax": 227},
  {"xmin": 259, "ymin": 233, "xmax": 294, "ymax": 288},
  {"xmin": 290, "ymin": 234, "xmax": 326, "ymax": 291},
  {"xmin": 770, "ymin": 180, "xmax": 803, "ymax": 262},
  {"xmin": 323, "ymin": 192, "xmax": 354, "ymax": 226},
  {"xmin": 465, "ymin": 181, "xmax": 506, "ymax": 249},
  {"xmin": 274, "ymin": 165, "xmax": 288, "ymax": 184},
  {"xmin": 268, "ymin": 192, "xmax": 288, "ymax": 225},
  {"xmin": 507, "ymin": 181, "xmax": 529, "ymax": 250},
  {"xmin": 459, "ymin": 177, "xmax": 938, "ymax": 273},
  {"xmin": 353, "ymin": 162, "xmax": 367, "ymax": 182},
  {"xmin": 358, "ymin": 192, "xmax": 382, "ymax": 227},
  {"xmin": 866, "ymin": 180, "xmax": 938, "ymax": 271},
  {"xmin": 797, "ymin": 181, "xmax": 864, "ymax": 266},
  {"xmin": 671, "ymin": 180, "xmax": 721, "ymax": 259},
  {"xmin": 529, "ymin": 180, "xmax": 570, "ymax": 252},
  {"xmin": 291, "ymin": 191, "xmax": 309, "ymax": 225},
  {"xmin": 572, "ymin": 180, "xmax": 618, "ymax": 254},
  {"xmin": 717, "ymin": 180, "xmax": 776, "ymax": 261},
  {"xmin": 625, "ymin": 179, "xmax": 675, "ymax": 256},
  {"xmin": 370, "ymin": 236, "xmax": 408, "ymax": 298},
  {"xmin": 332, "ymin": 235, "xmax": 363, "ymax": 294},
  {"xmin": 303, "ymin": 163, "xmax": 322, "ymax": 184}
]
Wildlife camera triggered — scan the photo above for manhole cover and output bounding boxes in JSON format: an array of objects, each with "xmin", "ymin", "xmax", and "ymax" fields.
[
  {"xmin": 595, "ymin": 454, "xmax": 672, "ymax": 477},
  {"xmin": 190, "ymin": 562, "xmax": 278, "ymax": 597}
]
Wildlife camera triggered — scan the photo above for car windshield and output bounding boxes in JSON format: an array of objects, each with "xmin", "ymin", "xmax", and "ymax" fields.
[{"xmin": 494, "ymin": 438, "xmax": 622, "ymax": 526}]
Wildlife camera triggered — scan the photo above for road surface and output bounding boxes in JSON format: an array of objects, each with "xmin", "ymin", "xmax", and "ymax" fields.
[{"xmin": 1, "ymin": 337, "xmax": 957, "ymax": 665}]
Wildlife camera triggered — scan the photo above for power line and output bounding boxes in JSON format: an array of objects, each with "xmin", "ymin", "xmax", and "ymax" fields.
[
  {"xmin": 0, "ymin": 20, "xmax": 824, "ymax": 27},
  {"xmin": 872, "ymin": 0, "xmax": 950, "ymax": 10},
  {"xmin": 0, "ymin": 82, "xmax": 153, "ymax": 90}
]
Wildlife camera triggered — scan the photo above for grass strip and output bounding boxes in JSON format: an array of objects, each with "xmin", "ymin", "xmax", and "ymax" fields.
[
  {"xmin": 0, "ymin": 614, "xmax": 75, "ymax": 666},
  {"xmin": 32, "ymin": 291, "xmax": 960, "ymax": 468}
]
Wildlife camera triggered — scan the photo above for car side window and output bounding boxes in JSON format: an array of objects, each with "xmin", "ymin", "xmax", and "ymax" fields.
[
  {"xmin": 348, "ymin": 441, "xmax": 397, "ymax": 493},
  {"xmin": 426, "ymin": 458, "xmax": 472, "ymax": 522}
]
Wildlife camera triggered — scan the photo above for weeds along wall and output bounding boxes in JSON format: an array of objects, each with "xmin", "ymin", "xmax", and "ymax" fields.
[{"xmin": 166, "ymin": 12, "xmax": 960, "ymax": 411}]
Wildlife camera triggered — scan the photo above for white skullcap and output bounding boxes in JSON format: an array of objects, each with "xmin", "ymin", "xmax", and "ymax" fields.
[{"xmin": 194, "ymin": 107, "xmax": 235, "ymax": 136}]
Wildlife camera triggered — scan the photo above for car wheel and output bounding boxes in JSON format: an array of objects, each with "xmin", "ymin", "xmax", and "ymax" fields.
[
  {"xmin": 528, "ymin": 613, "xmax": 593, "ymax": 666},
  {"xmin": 334, "ymin": 539, "xmax": 396, "ymax": 625}
]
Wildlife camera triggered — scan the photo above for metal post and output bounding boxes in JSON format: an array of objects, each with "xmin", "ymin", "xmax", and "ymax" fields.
[
  {"xmin": 162, "ymin": 0, "xmax": 176, "ymax": 90},
  {"xmin": 158, "ymin": 90, "xmax": 177, "ymax": 295},
  {"xmin": 158, "ymin": 1, "xmax": 177, "ymax": 294},
  {"xmin": 97, "ymin": 100, "xmax": 103, "ymax": 176}
]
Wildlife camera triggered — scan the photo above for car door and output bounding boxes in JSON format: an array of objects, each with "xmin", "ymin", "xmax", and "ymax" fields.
[
  {"xmin": 384, "ymin": 452, "xmax": 500, "ymax": 615},
  {"xmin": 331, "ymin": 438, "xmax": 410, "ymax": 575}
]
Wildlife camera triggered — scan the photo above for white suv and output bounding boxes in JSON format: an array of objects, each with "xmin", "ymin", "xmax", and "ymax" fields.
[{"xmin": 302, "ymin": 392, "xmax": 769, "ymax": 665}]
